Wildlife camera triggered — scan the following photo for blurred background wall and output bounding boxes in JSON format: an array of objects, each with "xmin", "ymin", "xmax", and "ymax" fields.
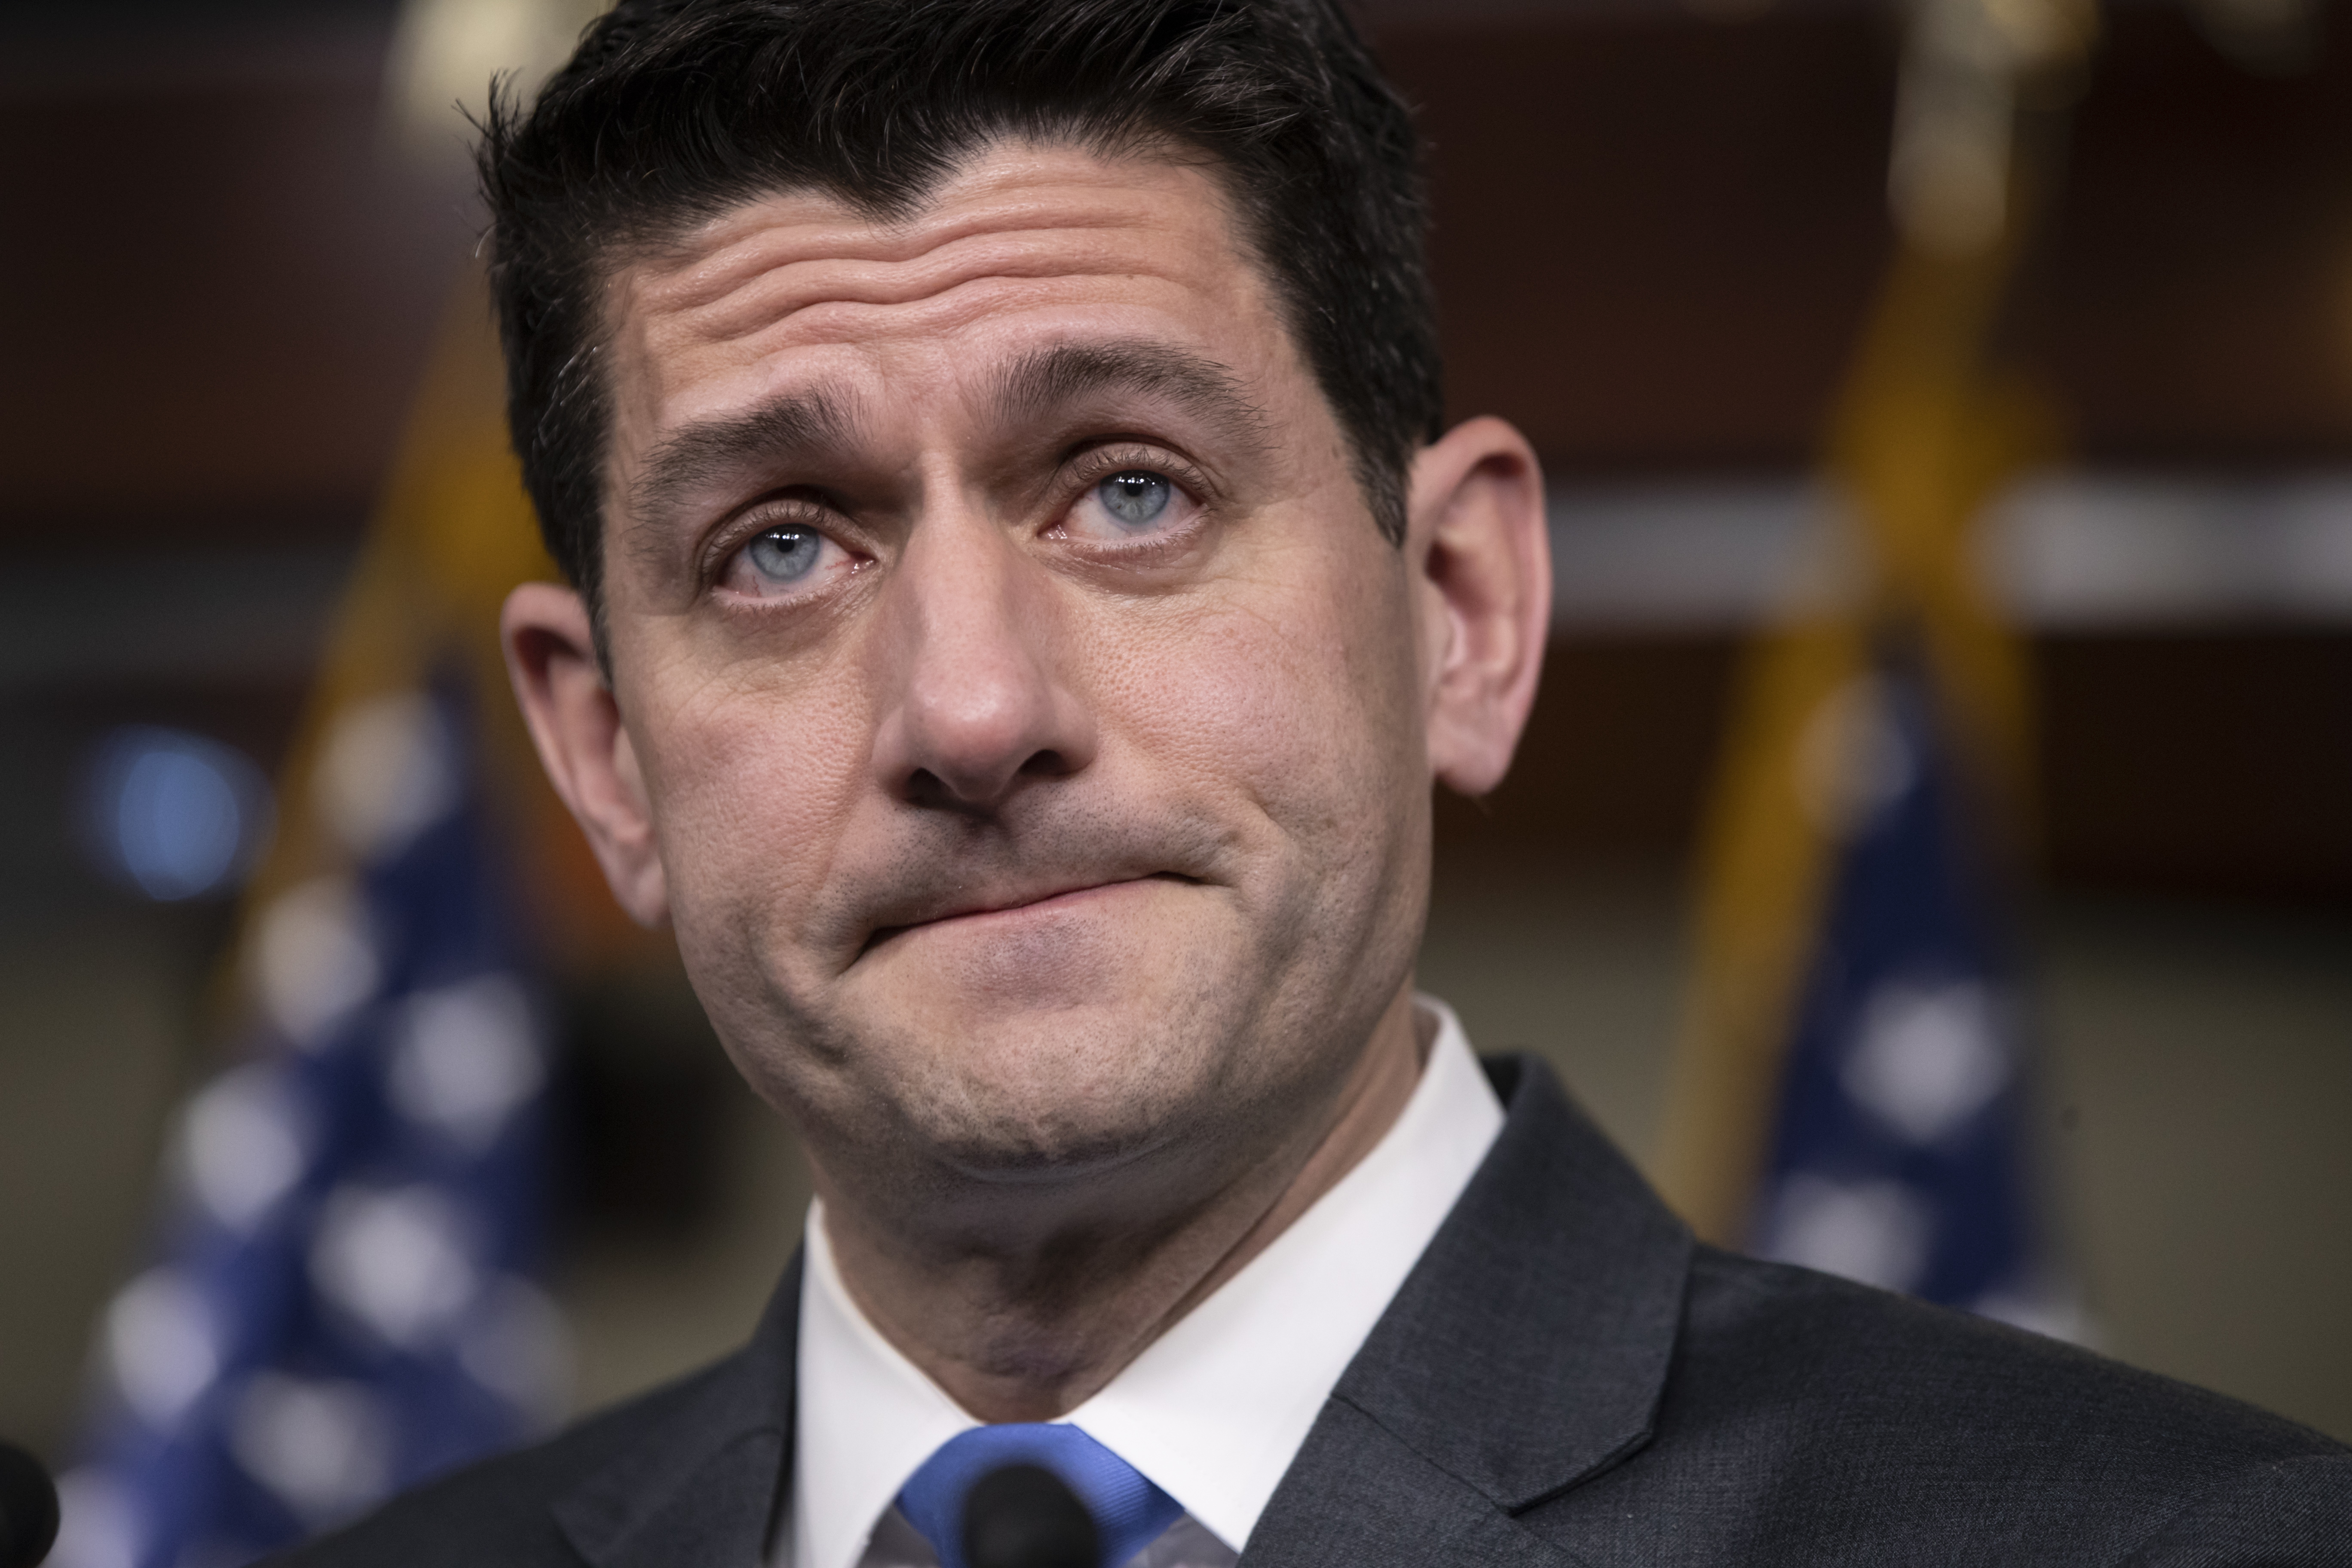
[{"xmin": 1, "ymin": 0, "xmax": 2346, "ymax": 1510}]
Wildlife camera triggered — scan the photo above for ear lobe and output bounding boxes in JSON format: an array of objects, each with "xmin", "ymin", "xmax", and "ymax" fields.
[
  {"xmin": 1406, "ymin": 416, "xmax": 1551, "ymax": 798},
  {"xmin": 501, "ymin": 582, "xmax": 670, "ymax": 926}
]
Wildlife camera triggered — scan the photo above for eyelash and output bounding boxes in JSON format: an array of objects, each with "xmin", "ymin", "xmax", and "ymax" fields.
[
  {"xmin": 1054, "ymin": 444, "xmax": 1215, "ymax": 545},
  {"xmin": 702, "ymin": 496, "xmax": 843, "ymax": 588}
]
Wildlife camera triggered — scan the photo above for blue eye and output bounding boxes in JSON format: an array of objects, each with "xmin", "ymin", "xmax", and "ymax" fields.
[
  {"xmin": 746, "ymin": 527, "xmax": 821, "ymax": 582},
  {"xmin": 1096, "ymin": 471, "xmax": 1171, "ymax": 529}
]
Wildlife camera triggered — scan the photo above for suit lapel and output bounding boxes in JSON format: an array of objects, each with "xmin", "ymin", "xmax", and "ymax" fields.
[
  {"xmin": 552, "ymin": 1253, "xmax": 803, "ymax": 1568},
  {"xmin": 1241, "ymin": 1399, "xmax": 1598, "ymax": 1568},
  {"xmin": 1244, "ymin": 1056, "xmax": 1692, "ymax": 1566}
]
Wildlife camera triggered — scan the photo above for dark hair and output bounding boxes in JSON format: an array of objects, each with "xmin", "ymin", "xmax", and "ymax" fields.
[{"xmin": 478, "ymin": 0, "xmax": 1441, "ymax": 627}]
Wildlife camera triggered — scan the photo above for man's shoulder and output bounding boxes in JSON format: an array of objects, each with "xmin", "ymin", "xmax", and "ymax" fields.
[
  {"xmin": 1674, "ymin": 1242, "xmax": 2343, "ymax": 1466},
  {"xmin": 1542, "ymin": 1242, "xmax": 2352, "ymax": 1561},
  {"xmin": 266, "ymin": 1354, "xmax": 744, "ymax": 1568},
  {"xmin": 1311, "ymin": 1055, "xmax": 2352, "ymax": 1563}
]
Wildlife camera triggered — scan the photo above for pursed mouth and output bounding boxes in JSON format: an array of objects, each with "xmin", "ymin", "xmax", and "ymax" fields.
[{"xmin": 856, "ymin": 871, "xmax": 1200, "ymax": 959}]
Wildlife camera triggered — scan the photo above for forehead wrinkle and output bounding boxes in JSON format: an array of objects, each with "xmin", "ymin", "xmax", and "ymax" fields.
[
  {"xmin": 633, "ymin": 141, "xmax": 1199, "ymax": 318},
  {"xmin": 647, "ymin": 199, "xmax": 1150, "ymax": 324},
  {"xmin": 992, "ymin": 339, "xmax": 1271, "ymax": 460},
  {"xmin": 625, "ymin": 385, "xmax": 865, "ymax": 547},
  {"xmin": 668, "ymin": 217, "xmax": 1180, "ymax": 353}
]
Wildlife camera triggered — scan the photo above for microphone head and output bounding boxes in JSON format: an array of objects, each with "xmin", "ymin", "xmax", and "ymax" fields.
[
  {"xmin": 961, "ymin": 1461, "xmax": 1100, "ymax": 1568},
  {"xmin": 0, "ymin": 1441, "xmax": 58, "ymax": 1568}
]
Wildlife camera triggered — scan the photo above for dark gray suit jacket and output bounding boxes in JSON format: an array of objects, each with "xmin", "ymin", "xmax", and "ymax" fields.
[{"xmin": 280, "ymin": 1056, "xmax": 2352, "ymax": 1565}]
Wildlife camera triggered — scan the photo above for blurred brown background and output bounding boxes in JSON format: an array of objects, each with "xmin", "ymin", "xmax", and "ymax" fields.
[{"xmin": 2, "ymin": 0, "xmax": 2347, "ymax": 1476}]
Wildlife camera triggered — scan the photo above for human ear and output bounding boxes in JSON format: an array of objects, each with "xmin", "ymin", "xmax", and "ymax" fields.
[
  {"xmin": 1405, "ymin": 416, "xmax": 1551, "ymax": 797},
  {"xmin": 501, "ymin": 582, "xmax": 670, "ymax": 925}
]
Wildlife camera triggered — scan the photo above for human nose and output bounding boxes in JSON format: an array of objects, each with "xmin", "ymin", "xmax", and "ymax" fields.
[{"xmin": 868, "ymin": 508, "xmax": 1098, "ymax": 811}]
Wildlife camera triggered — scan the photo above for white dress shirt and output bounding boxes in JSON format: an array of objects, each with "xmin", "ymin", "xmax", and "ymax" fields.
[{"xmin": 778, "ymin": 996, "xmax": 1504, "ymax": 1568}]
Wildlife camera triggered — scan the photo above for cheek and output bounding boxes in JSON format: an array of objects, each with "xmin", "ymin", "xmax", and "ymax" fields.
[
  {"xmin": 625, "ymin": 644, "xmax": 873, "ymax": 931},
  {"xmin": 1096, "ymin": 536, "xmax": 1424, "ymax": 859}
]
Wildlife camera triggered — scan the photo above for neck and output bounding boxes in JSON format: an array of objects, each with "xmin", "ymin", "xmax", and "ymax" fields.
[{"xmin": 814, "ymin": 986, "xmax": 1430, "ymax": 1422}]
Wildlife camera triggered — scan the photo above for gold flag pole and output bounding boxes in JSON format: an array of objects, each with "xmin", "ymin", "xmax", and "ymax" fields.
[
  {"xmin": 1656, "ymin": 0, "xmax": 2095, "ymax": 1244},
  {"xmin": 213, "ymin": 0, "xmax": 641, "ymax": 1035}
]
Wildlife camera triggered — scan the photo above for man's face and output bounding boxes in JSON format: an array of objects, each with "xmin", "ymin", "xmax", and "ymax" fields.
[{"xmin": 585, "ymin": 144, "xmax": 1439, "ymax": 1198}]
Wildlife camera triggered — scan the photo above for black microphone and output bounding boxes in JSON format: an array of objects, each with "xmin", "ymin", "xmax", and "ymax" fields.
[
  {"xmin": 961, "ymin": 1462, "xmax": 1100, "ymax": 1568},
  {"xmin": 0, "ymin": 1441, "xmax": 58, "ymax": 1568}
]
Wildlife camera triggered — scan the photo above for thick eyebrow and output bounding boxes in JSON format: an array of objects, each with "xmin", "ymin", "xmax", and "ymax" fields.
[
  {"xmin": 992, "ymin": 340, "xmax": 1270, "ymax": 457},
  {"xmin": 626, "ymin": 386, "xmax": 863, "ymax": 533}
]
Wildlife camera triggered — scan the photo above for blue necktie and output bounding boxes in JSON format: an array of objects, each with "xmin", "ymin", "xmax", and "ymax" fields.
[{"xmin": 897, "ymin": 1423, "xmax": 1182, "ymax": 1568}]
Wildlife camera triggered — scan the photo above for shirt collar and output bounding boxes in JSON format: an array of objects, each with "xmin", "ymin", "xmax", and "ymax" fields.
[{"xmin": 785, "ymin": 996, "xmax": 1503, "ymax": 1568}]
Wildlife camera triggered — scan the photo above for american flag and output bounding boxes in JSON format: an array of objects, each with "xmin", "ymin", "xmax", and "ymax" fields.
[
  {"xmin": 51, "ymin": 683, "xmax": 563, "ymax": 1568},
  {"xmin": 1746, "ymin": 660, "xmax": 2072, "ymax": 1335}
]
